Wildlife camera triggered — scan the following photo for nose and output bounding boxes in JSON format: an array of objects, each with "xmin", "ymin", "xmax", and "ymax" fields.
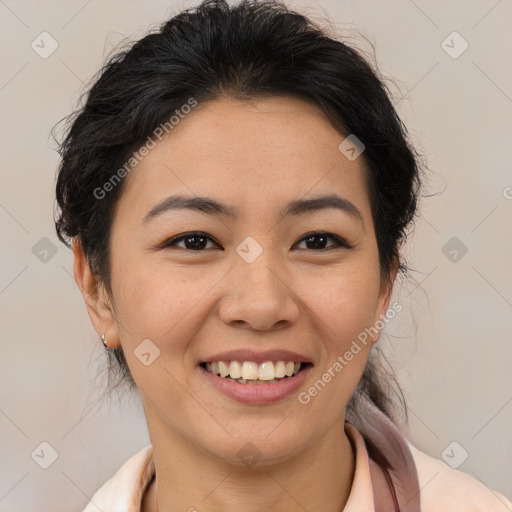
[{"xmin": 218, "ymin": 245, "xmax": 300, "ymax": 332}]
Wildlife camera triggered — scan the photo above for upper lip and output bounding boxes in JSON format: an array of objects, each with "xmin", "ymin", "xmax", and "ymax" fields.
[{"xmin": 199, "ymin": 349, "xmax": 312, "ymax": 365}]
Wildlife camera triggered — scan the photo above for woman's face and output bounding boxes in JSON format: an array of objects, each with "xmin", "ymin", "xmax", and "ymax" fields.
[{"xmin": 78, "ymin": 96, "xmax": 395, "ymax": 467}]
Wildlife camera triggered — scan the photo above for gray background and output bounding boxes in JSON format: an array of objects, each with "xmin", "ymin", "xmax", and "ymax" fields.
[{"xmin": 1, "ymin": 0, "xmax": 511, "ymax": 510}]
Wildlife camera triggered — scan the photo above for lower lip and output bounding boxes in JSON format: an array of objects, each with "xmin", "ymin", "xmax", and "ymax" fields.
[{"xmin": 198, "ymin": 364, "xmax": 312, "ymax": 405}]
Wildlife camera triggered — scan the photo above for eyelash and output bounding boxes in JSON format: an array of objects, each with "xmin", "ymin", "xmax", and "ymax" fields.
[{"xmin": 159, "ymin": 231, "xmax": 353, "ymax": 252}]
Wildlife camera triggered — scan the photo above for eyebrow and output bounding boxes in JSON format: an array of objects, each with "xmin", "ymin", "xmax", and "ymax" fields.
[{"xmin": 143, "ymin": 193, "xmax": 364, "ymax": 226}]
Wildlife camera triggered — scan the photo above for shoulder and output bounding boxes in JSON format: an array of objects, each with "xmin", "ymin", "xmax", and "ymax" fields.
[
  {"xmin": 407, "ymin": 441, "xmax": 512, "ymax": 512},
  {"xmin": 82, "ymin": 445, "xmax": 154, "ymax": 512}
]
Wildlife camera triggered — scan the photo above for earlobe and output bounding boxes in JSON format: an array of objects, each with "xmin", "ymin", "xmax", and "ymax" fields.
[{"xmin": 72, "ymin": 239, "xmax": 120, "ymax": 347}]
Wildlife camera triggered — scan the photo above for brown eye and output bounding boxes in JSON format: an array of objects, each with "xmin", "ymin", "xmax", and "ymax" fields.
[
  {"xmin": 161, "ymin": 232, "xmax": 219, "ymax": 251},
  {"xmin": 295, "ymin": 232, "xmax": 352, "ymax": 251},
  {"xmin": 159, "ymin": 230, "xmax": 352, "ymax": 252}
]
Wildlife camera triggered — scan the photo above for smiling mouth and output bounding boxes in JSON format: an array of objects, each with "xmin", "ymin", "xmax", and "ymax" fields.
[{"xmin": 199, "ymin": 360, "xmax": 313, "ymax": 385}]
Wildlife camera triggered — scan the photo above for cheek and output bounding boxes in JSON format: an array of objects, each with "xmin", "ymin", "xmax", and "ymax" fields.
[
  {"xmin": 329, "ymin": 289, "xmax": 380, "ymax": 355},
  {"xmin": 113, "ymin": 267, "xmax": 190, "ymax": 341},
  {"xmin": 302, "ymin": 262, "xmax": 382, "ymax": 347},
  {"xmin": 297, "ymin": 271, "xmax": 381, "ymax": 414},
  {"xmin": 110, "ymin": 262, "xmax": 199, "ymax": 403},
  {"xmin": 110, "ymin": 253, "xmax": 219, "ymax": 371}
]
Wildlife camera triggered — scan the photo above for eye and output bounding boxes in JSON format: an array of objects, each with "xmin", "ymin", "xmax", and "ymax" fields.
[
  {"xmin": 160, "ymin": 232, "xmax": 220, "ymax": 251},
  {"xmin": 159, "ymin": 231, "xmax": 352, "ymax": 252},
  {"xmin": 294, "ymin": 231, "xmax": 353, "ymax": 251}
]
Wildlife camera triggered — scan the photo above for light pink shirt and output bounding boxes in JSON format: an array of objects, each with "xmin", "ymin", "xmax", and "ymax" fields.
[{"xmin": 83, "ymin": 401, "xmax": 512, "ymax": 511}]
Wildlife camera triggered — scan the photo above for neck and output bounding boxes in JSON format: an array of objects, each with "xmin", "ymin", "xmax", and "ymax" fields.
[{"xmin": 142, "ymin": 415, "xmax": 355, "ymax": 512}]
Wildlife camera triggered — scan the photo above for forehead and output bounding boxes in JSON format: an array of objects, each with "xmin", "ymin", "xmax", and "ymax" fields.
[{"xmin": 116, "ymin": 95, "xmax": 372, "ymax": 224}]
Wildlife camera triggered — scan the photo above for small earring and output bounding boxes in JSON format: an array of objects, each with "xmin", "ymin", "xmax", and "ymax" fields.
[{"xmin": 101, "ymin": 333, "xmax": 110, "ymax": 349}]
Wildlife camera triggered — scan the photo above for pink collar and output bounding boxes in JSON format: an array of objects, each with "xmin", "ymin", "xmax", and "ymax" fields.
[{"xmin": 346, "ymin": 396, "xmax": 421, "ymax": 512}]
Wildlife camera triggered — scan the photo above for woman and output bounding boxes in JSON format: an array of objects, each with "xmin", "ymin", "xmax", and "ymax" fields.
[{"xmin": 54, "ymin": 0, "xmax": 512, "ymax": 510}]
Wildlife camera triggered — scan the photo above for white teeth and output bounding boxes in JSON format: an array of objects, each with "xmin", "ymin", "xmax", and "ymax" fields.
[
  {"xmin": 258, "ymin": 361, "xmax": 275, "ymax": 380},
  {"xmin": 241, "ymin": 361, "xmax": 259, "ymax": 380},
  {"xmin": 275, "ymin": 361, "xmax": 286, "ymax": 378},
  {"xmin": 218, "ymin": 361, "xmax": 229, "ymax": 378},
  {"xmin": 203, "ymin": 360, "xmax": 304, "ymax": 381},
  {"xmin": 228, "ymin": 361, "xmax": 242, "ymax": 379}
]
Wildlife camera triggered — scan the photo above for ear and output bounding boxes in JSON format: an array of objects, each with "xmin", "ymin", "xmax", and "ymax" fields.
[
  {"xmin": 370, "ymin": 256, "xmax": 399, "ymax": 344},
  {"xmin": 72, "ymin": 239, "xmax": 120, "ymax": 348}
]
